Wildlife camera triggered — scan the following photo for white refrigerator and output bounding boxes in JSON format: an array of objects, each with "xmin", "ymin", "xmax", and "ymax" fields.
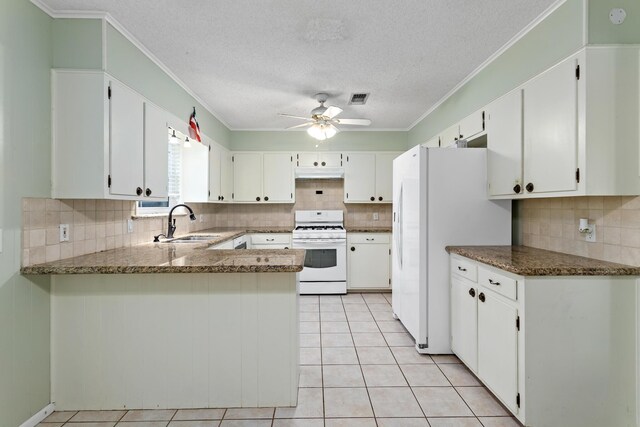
[{"xmin": 392, "ymin": 145, "xmax": 511, "ymax": 354}]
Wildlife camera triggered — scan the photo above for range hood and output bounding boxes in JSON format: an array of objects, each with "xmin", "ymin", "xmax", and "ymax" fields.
[{"xmin": 295, "ymin": 167, "xmax": 344, "ymax": 179}]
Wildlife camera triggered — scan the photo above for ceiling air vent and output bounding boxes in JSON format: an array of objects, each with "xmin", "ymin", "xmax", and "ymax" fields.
[{"xmin": 349, "ymin": 93, "xmax": 370, "ymax": 105}]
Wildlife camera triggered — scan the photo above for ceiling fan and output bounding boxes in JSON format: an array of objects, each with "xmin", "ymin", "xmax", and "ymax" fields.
[{"xmin": 278, "ymin": 93, "xmax": 371, "ymax": 141}]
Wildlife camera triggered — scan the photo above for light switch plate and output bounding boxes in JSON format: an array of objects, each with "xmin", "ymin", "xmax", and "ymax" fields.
[
  {"xmin": 127, "ymin": 219, "xmax": 134, "ymax": 233},
  {"xmin": 373, "ymin": 213, "xmax": 379, "ymax": 221},
  {"xmin": 59, "ymin": 224, "xmax": 70, "ymax": 242}
]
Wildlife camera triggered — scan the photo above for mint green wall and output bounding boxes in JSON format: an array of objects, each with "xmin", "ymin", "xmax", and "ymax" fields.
[
  {"xmin": 408, "ymin": 0, "xmax": 585, "ymax": 147},
  {"xmin": 105, "ymin": 24, "xmax": 231, "ymax": 148},
  {"xmin": 53, "ymin": 18, "xmax": 103, "ymax": 69},
  {"xmin": 588, "ymin": 0, "xmax": 640, "ymax": 44},
  {"xmin": 0, "ymin": 1, "xmax": 52, "ymax": 426},
  {"xmin": 231, "ymin": 130, "xmax": 407, "ymax": 152}
]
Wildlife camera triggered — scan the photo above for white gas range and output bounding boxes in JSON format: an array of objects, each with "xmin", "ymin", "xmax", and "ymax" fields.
[{"xmin": 292, "ymin": 210, "xmax": 347, "ymax": 295}]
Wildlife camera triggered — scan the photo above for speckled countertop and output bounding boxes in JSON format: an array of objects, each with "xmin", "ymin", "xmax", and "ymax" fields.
[
  {"xmin": 446, "ymin": 245, "xmax": 640, "ymax": 276},
  {"xmin": 21, "ymin": 228, "xmax": 303, "ymax": 275},
  {"xmin": 345, "ymin": 227, "xmax": 392, "ymax": 233}
]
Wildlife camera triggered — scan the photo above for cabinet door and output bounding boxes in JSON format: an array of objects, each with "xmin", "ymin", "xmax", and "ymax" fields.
[
  {"xmin": 344, "ymin": 153, "xmax": 376, "ymax": 202},
  {"xmin": 296, "ymin": 153, "xmax": 318, "ymax": 167},
  {"xmin": 375, "ymin": 153, "xmax": 397, "ymax": 203},
  {"xmin": 450, "ymin": 276, "xmax": 478, "ymax": 372},
  {"xmin": 440, "ymin": 124, "xmax": 461, "ymax": 147},
  {"xmin": 486, "ymin": 90, "xmax": 523, "ymax": 197},
  {"xmin": 143, "ymin": 102, "xmax": 169, "ymax": 199},
  {"xmin": 459, "ymin": 110, "xmax": 485, "ymax": 140},
  {"xmin": 109, "ymin": 79, "xmax": 144, "ymax": 197},
  {"xmin": 208, "ymin": 144, "xmax": 222, "ymax": 201},
  {"xmin": 319, "ymin": 152, "xmax": 343, "ymax": 167},
  {"xmin": 233, "ymin": 153, "xmax": 263, "ymax": 202},
  {"xmin": 263, "ymin": 153, "xmax": 294, "ymax": 203},
  {"xmin": 220, "ymin": 149, "xmax": 233, "ymax": 202},
  {"xmin": 424, "ymin": 137, "xmax": 440, "ymax": 148},
  {"xmin": 523, "ymin": 56, "xmax": 578, "ymax": 194},
  {"xmin": 478, "ymin": 289, "xmax": 518, "ymax": 413},
  {"xmin": 348, "ymin": 243, "xmax": 390, "ymax": 289}
]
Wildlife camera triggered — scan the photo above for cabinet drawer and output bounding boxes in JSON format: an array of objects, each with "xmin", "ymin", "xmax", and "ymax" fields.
[
  {"xmin": 478, "ymin": 266, "xmax": 517, "ymax": 301},
  {"xmin": 349, "ymin": 234, "xmax": 390, "ymax": 244},
  {"xmin": 451, "ymin": 257, "xmax": 477, "ymax": 282},
  {"xmin": 251, "ymin": 234, "xmax": 291, "ymax": 245}
]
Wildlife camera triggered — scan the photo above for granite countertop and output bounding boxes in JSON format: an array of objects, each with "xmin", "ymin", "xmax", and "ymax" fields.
[
  {"xmin": 21, "ymin": 227, "xmax": 303, "ymax": 275},
  {"xmin": 345, "ymin": 227, "xmax": 392, "ymax": 233},
  {"xmin": 446, "ymin": 245, "xmax": 640, "ymax": 276}
]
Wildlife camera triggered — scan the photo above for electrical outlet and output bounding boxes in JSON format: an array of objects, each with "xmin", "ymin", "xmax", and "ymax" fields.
[
  {"xmin": 127, "ymin": 219, "xmax": 134, "ymax": 233},
  {"xmin": 199, "ymin": 214, "xmax": 204, "ymax": 223},
  {"xmin": 59, "ymin": 224, "xmax": 70, "ymax": 242},
  {"xmin": 585, "ymin": 224, "xmax": 597, "ymax": 242},
  {"xmin": 373, "ymin": 213, "xmax": 379, "ymax": 221}
]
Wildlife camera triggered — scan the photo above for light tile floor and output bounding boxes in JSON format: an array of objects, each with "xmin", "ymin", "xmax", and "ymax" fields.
[{"xmin": 39, "ymin": 293, "xmax": 521, "ymax": 427}]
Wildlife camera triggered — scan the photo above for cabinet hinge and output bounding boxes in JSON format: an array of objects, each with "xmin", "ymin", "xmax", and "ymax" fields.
[
  {"xmin": 232, "ymin": 192, "xmax": 234, "ymax": 199},
  {"xmin": 290, "ymin": 156, "xmax": 293, "ymax": 162},
  {"xmin": 209, "ymin": 145, "xmax": 211, "ymax": 151},
  {"xmin": 516, "ymin": 393, "xmax": 520, "ymax": 408},
  {"xmin": 482, "ymin": 111, "xmax": 485, "ymax": 130},
  {"xmin": 208, "ymin": 190, "xmax": 210, "ymax": 197},
  {"xmin": 232, "ymin": 156, "xmax": 234, "ymax": 162},
  {"xmin": 576, "ymin": 168, "xmax": 580, "ymax": 183},
  {"xmin": 516, "ymin": 316, "xmax": 520, "ymax": 331},
  {"xmin": 291, "ymin": 193, "xmax": 293, "ymax": 199},
  {"xmin": 575, "ymin": 64, "xmax": 580, "ymax": 80},
  {"xmin": 107, "ymin": 174, "xmax": 111, "ymax": 188},
  {"xmin": 389, "ymin": 278, "xmax": 391, "ymax": 285},
  {"xmin": 389, "ymin": 248, "xmax": 391, "ymax": 255},
  {"xmin": 107, "ymin": 86, "xmax": 111, "ymax": 99},
  {"xmin": 346, "ymin": 192, "xmax": 349, "ymax": 199},
  {"xmin": 346, "ymin": 155, "xmax": 349, "ymax": 162}
]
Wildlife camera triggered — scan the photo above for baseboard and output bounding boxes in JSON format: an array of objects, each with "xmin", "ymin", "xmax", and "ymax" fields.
[{"xmin": 19, "ymin": 403, "xmax": 55, "ymax": 427}]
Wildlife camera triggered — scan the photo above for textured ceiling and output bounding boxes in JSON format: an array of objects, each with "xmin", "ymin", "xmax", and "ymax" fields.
[{"xmin": 42, "ymin": 0, "xmax": 557, "ymax": 130}]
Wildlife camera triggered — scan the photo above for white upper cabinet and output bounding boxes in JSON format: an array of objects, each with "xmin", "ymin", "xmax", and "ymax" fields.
[
  {"xmin": 344, "ymin": 152, "xmax": 400, "ymax": 203},
  {"xmin": 523, "ymin": 54, "xmax": 579, "ymax": 195},
  {"xmin": 233, "ymin": 152, "xmax": 263, "ymax": 202},
  {"xmin": 143, "ymin": 102, "xmax": 169, "ymax": 199},
  {"xmin": 208, "ymin": 144, "xmax": 223, "ymax": 201},
  {"xmin": 344, "ymin": 153, "xmax": 376, "ymax": 202},
  {"xmin": 263, "ymin": 153, "xmax": 294, "ymax": 202},
  {"xmin": 486, "ymin": 90, "xmax": 523, "ymax": 197},
  {"xmin": 109, "ymin": 79, "xmax": 145, "ymax": 197},
  {"xmin": 232, "ymin": 152, "xmax": 294, "ymax": 203},
  {"xmin": 424, "ymin": 137, "xmax": 440, "ymax": 148},
  {"xmin": 52, "ymin": 70, "xmax": 169, "ymax": 200},
  {"xmin": 459, "ymin": 109, "xmax": 485, "ymax": 141},
  {"xmin": 440, "ymin": 124, "xmax": 461, "ymax": 148},
  {"xmin": 374, "ymin": 153, "xmax": 397, "ymax": 203},
  {"xmin": 296, "ymin": 152, "xmax": 343, "ymax": 167},
  {"xmin": 220, "ymin": 150, "xmax": 234, "ymax": 202}
]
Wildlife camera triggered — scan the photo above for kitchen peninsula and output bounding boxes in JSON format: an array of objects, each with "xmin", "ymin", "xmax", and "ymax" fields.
[{"xmin": 21, "ymin": 232, "xmax": 304, "ymax": 411}]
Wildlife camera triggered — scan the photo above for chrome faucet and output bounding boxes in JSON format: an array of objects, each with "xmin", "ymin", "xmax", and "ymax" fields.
[{"xmin": 166, "ymin": 204, "xmax": 197, "ymax": 239}]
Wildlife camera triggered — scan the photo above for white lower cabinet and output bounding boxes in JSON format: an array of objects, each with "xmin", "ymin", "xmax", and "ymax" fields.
[
  {"xmin": 248, "ymin": 233, "xmax": 291, "ymax": 249},
  {"xmin": 347, "ymin": 233, "xmax": 391, "ymax": 290},
  {"xmin": 449, "ymin": 254, "xmax": 639, "ymax": 427}
]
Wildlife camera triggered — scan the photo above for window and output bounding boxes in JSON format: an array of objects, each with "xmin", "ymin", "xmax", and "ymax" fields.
[{"xmin": 136, "ymin": 130, "xmax": 183, "ymax": 215}]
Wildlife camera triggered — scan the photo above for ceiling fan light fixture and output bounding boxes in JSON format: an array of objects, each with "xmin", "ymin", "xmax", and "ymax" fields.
[{"xmin": 307, "ymin": 123, "xmax": 337, "ymax": 141}]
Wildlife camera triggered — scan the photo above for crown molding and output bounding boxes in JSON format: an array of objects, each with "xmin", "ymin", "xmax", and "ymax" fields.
[
  {"xmin": 30, "ymin": 0, "xmax": 233, "ymax": 130},
  {"xmin": 233, "ymin": 127, "xmax": 407, "ymax": 132},
  {"xmin": 407, "ymin": 0, "xmax": 569, "ymax": 132}
]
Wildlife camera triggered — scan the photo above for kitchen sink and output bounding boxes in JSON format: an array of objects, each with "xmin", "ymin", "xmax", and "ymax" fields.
[{"xmin": 163, "ymin": 235, "xmax": 220, "ymax": 243}]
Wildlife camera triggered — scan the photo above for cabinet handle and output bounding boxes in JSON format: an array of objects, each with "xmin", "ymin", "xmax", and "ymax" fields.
[
  {"xmin": 266, "ymin": 238, "xmax": 275, "ymax": 242},
  {"xmin": 469, "ymin": 288, "xmax": 476, "ymax": 297},
  {"xmin": 378, "ymin": 196, "xmax": 383, "ymax": 201},
  {"xmin": 370, "ymin": 196, "xmax": 375, "ymax": 201},
  {"xmin": 136, "ymin": 187, "xmax": 143, "ymax": 196},
  {"xmin": 221, "ymin": 196, "xmax": 224, "ymax": 201},
  {"xmin": 256, "ymin": 196, "xmax": 261, "ymax": 201},
  {"xmin": 350, "ymin": 246, "xmax": 356, "ymax": 251},
  {"xmin": 366, "ymin": 238, "xmax": 375, "ymax": 241},
  {"xmin": 314, "ymin": 161, "xmax": 318, "ymax": 166},
  {"xmin": 457, "ymin": 266, "xmax": 467, "ymax": 272},
  {"xmin": 284, "ymin": 246, "xmax": 289, "ymax": 249},
  {"xmin": 145, "ymin": 188, "xmax": 152, "ymax": 197},
  {"xmin": 321, "ymin": 161, "xmax": 326, "ymax": 166},
  {"xmin": 478, "ymin": 292, "xmax": 485, "ymax": 303},
  {"xmin": 218, "ymin": 196, "xmax": 222, "ymax": 201},
  {"xmin": 488, "ymin": 278, "xmax": 501, "ymax": 286},
  {"xmin": 526, "ymin": 182, "xmax": 534, "ymax": 193},
  {"xmin": 513, "ymin": 184, "xmax": 521, "ymax": 194},
  {"xmin": 264, "ymin": 196, "xmax": 269, "ymax": 201}
]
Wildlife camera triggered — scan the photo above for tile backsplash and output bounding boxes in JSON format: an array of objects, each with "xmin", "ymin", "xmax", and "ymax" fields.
[
  {"xmin": 22, "ymin": 179, "xmax": 391, "ymax": 266},
  {"xmin": 521, "ymin": 196, "xmax": 640, "ymax": 266}
]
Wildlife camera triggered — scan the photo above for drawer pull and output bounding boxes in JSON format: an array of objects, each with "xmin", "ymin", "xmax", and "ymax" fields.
[
  {"xmin": 266, "ymin": 238, "xmax": 275, "ymax": 242},
  {"xmin": 366, "ymin": 238, "xmax": 375, "ymax": 241},
  {"xmin": 488, "ymin": 279, "xmax": 501, "ymax": 286},
  {"xmin": 457, "ymin": 266, "xmax": 467, "ymax": 272},
  {"xmin": 468, "ymin": 288, "xmax": 476, "ymax": 297},
  {"xmin": 479, "ymin": 292, "xmax": 485, "ymax": 303}
]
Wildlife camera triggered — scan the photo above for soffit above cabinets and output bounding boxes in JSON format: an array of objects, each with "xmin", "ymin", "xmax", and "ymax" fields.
[{"xmin": 41, "ymin": 0, "xmax": 557, "ymax": 130}]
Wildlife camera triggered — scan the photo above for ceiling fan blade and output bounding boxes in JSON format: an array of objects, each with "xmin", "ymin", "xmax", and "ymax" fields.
[
  {"xmin": 335, "ymin": 118, "xmax": 371, "ymax": 126},
  {"xmin": 286, "ymin": 122, "xmax": 313, "ymax": 130},
  {"xmin": 278, "ymin": 113, "xmax": 312, "ymax": 120},
  {"xmin": 323, "ymin": 106, "xmax": 343, "ymax": 119}
]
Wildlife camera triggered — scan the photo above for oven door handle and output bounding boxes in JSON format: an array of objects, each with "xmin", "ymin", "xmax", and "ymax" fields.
[{"xmin": 292, "ymin": 240, "xmax": 346, "ymax": 245}]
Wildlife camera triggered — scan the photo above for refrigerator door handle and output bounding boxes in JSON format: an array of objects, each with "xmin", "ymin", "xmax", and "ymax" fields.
[{"xmin": 395, "ymin": 181, "xmax": 404, "ymax": 268}]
